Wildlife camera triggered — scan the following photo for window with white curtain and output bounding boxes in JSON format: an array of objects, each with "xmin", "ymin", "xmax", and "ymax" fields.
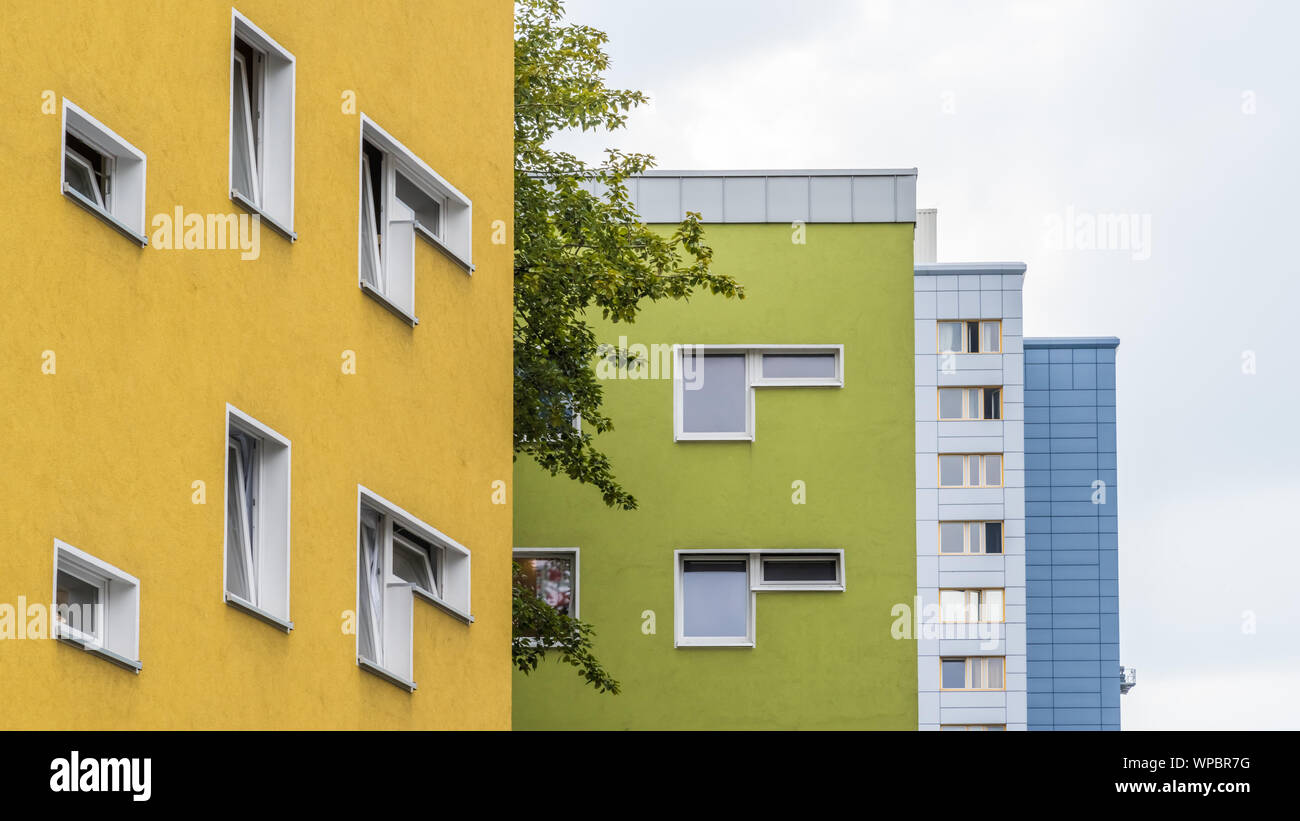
[
  {"xmin": 53, "ymin": 540, "xmax": 141, "ymax": 671},
  {"xmin": 940, "ymin": 657, "xmax": 1005, "ymax": 690},
  {"xmin": 679, "ymin": 558, "xmax": 751, "ymax": 645},
  {"xmin": 939, "ymin": 589, "xmax": 1005, "ymax": 623},
  {"xmin": 229, "ymin": 11, "xmax": 295, "ymax": 237},
  {"xmin": 357, "ymin": 487, "xmax": 472, "ymax": 691},
  {"xmin": 937, "ymin": 320, "xmax": 1000, "ymax": 353},
  {"xmin": 937, "ymin": 453, "xmax": 1003, "ymax": 487},
  {"xmin": 937, "ymin": 387, "xmax": 1001, "ymax": 420},
  {"xmin": 940, "ymin": 724, "xmax": 1006, "ymax": 731},
  {"xmin": 358, "ymin": 116, "xmax": 473, "ymax": 325},
  {"xmin": 224, "ymin": 407, "xmax": 292, "ymax": 629},
  {"xmin": 938, "ymin": 521, "xmax": 1003, "ymax": 555}
]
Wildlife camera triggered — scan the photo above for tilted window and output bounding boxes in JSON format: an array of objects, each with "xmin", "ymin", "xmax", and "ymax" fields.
[{"xmin": 229, "ymin": 10, "xmax": 296, "ymax": 238}]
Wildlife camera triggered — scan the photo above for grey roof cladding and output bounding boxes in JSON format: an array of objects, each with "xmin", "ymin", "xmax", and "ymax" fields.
[
  {"xmin": 914, "ymin": 262, "xmax": 1028, "ymax": 275},
  {"xmin": 590, "ymin": 169, "xmax": 919, "ymax": 224},
  {"xmin": 1024, "ymin": 337, "xmax": 1121, "ymax": 348}
]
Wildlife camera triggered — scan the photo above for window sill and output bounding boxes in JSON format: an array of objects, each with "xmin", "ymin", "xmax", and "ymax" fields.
[
  {"xmin": 230, "ymin": 190, "xmax": 298, "ymax": 242},
  {"xmin": 413, "ymin": 221, "xmax": 473, "ymax": 274},
  {"xmin": 675, "ymin": 639, "xmax": 756, "ymax": 649},
  {"xmin": 357, "ymin": 657, "xmax": 416, "ymax": 692},
  {"xmin": 63, "ymin": 184, "xmax": 147, "ymax": 246},
  {"xmin": 359, "ymin": 281, "xmax": 419, "ymax": 326},
  {"xmin": 225, "ymin": 593, "xmax": 294, "ymax": 632},
  {"xmin": 412, "ymin": 587, "xmax": 474, "ymax": 624},
  {"xmin": 57, "ymin": 632, "xmax": 142, "ymax": 673},
  {"xmin": 751, "ymin": 378, "xmax": 844, "ymax": 388},
  {"xmin": 674, "ymin": 432, "xmax": 755, "ymax": 443}
]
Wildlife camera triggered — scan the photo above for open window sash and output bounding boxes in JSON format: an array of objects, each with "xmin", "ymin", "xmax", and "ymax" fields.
[{"xmin": 231, "ymin": 50, "xmax": 261, "ymax": 206}]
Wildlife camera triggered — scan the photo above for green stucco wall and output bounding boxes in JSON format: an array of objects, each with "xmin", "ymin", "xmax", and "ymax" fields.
[{"xmin": 512, "ymin": 222, "xmax": 917, "ymax": 729}]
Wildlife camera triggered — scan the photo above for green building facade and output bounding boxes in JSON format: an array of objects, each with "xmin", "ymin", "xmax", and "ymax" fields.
[{"xmin": 513, "ymin": 170, "xmax": 920, "ymax": 729}]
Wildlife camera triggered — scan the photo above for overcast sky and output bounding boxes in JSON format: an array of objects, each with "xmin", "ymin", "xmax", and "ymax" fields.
[{"xmin": 551, "ymin": 0, "xmax": 1300, "ymax": 729}]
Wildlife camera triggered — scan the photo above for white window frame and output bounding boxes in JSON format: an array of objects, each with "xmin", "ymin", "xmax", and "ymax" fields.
[
  {"xmin": 750, "ymin": 346, "xmax": 845, "ymax": 387},
  {"xmin": 223, "ymin": 405, "xmax": 292, "ymax": 631},
  {"xmin": 53, "ymin": 540, "xmax": 141, "ymax": 672},
  {"xmin": 357, "ymin": 115, "xmax": 473, "ymax": 325},
  {"xmin": 673, "ymin": 344, "xmax": 843, "ymax": 442},
  {"xmin": 355, "ymin": 486, "xmax": 472, "ymax": 692},
  {"xmin": 228, "ymin": 10, "xmax": 296, "ymax": 240},
  {"xmin": 63, "ymin": 145, "xmax": 106, "ymax": 210},
  {"xmin": 513, "ymin": 547, "xmax": 580, "ymax": 620},
  {"xmin": 674, "ymin": 549, "xmax": 845, "ymax": 647},
  {"xmin": 753, "ymin": 550, "xmax": 845, "ymax": 591},
  {"xmin": 60, "ymin": 99, "xmax": 147, "ymax": 245}
]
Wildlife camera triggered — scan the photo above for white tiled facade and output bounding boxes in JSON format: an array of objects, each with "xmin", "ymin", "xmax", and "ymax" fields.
[{"xmin": 915, "ymin": 263, "xmax": 1027, "ymax": 731}]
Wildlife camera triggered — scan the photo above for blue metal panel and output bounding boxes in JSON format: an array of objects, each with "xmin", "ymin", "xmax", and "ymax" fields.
[{"xmin": 1024, "ymin": 339, "xmax": 1122, "ymax": 730}]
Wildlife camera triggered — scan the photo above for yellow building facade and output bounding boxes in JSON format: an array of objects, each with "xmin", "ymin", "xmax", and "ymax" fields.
[{"xmin": 0, "ymin": 0, "xmax": 514, "ymax": 728}]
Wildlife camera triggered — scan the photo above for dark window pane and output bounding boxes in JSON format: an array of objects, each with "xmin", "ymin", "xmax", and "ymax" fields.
[
  {"xmin": 967, "ymin": 321, "xmax": 980, "ymax": 353},
  {"xmin": 985, "ymin": 522, "xmax": 1003, "ymax": 553},
  {"xmin": 762, "ymin": 557, "xmax": 837, "ymax": 582},
  {"xmin": 983, "ymin": 388, "xmax": 1001, "ymax": 420}
]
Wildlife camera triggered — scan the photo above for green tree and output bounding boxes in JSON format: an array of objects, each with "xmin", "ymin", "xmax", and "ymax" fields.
[{"xmin": 510, "ymin": 0, "xmax": 744, "ymax": 692}]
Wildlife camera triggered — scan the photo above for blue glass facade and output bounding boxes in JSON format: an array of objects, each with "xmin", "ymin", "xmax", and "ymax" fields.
[{"xmin": 1024, "ymin": 338, "xmax": 1121, "ymax": 730}]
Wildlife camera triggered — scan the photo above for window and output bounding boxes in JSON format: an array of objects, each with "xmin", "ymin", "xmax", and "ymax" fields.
[
  {"xmin": 937, "ymin": 320, "xmax": 1001, "ymax": 354},
  {"xmin": 61, "ymin": 99, "xmax": 147, "ymax": 244},
  {"xmin": 514, "ymin": 549, "xmax": 578, "ymax": 619},
  {"xmin": 756, "ymin": 553, "xmax": 843, "ymax": 589},
  {"xmin": 937, "ymin": 454, "xmax": 1002, "ymax": 487},
  {"xmin": 678, "ymin": 558, "xmax": 752, "ymax": 646},
  {"xmin": 938, "ymin": 521, "xmax": 1003, "ymax": 555},
  {"xmin": 356, "ymin": 487, "xmax": 472, "ymax": 691},
  {"xmin": 358, "ymin": 116, "xmax": 473, "ymax": 325},
  {"xmin": 940, "ymin": 725, "xmax": 1006, "ymax": 731},
  {"xmin": 675, "ymin": 550, "xmax": 844, "ymax": 647},
  {"xmin": 229, "ymin": 10, "xmax": 295, "ymax": 238},
  {"xmin": 937, "ymin": 387, "xmax": 1001, "ymax": 420},
  {"xmin": 939, "ymin": 589, "xmax": 1005, "ymax": 623},
  {"xmin": 674, "ymin": 345, "xmax": 843, "ymax": 441},
  {"xmin": 940, "ymin": 657, "xmax": 1005, "ymax": 690},
  {"xmin": 224, "ymin": 407, "xmax": 292, "ymax": 630},
  {"xmin": 678, "ymin": 351, "xmax": 751, "ymax": 438},
  {"xmin": 753, "ymin": 350, "xmax": 842, "ymax": 386},
  {"xmin": 53, "ymin": 540, "xmax": 141, "ymax": 672}
]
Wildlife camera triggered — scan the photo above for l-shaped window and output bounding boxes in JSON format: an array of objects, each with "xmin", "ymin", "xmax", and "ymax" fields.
[
  {"xmin": 357, "ymin": 116, "xmax": 473, "ymax": 326},
  {"xmin": 356, "ymin": 486, "xmax": 472, "ymax": 692},
  {"xmin": 674, "ymin": 550, "xmax": 845, "ymax": 647},
  {"xmin": 673, "ymin": 344, "xmax": 843, "ymax": 441}
]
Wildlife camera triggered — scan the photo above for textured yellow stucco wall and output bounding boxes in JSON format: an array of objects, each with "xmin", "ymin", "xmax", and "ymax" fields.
[{"xmin": 0, "ymin": 0, "xmax": 514, "ymax": 728}]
